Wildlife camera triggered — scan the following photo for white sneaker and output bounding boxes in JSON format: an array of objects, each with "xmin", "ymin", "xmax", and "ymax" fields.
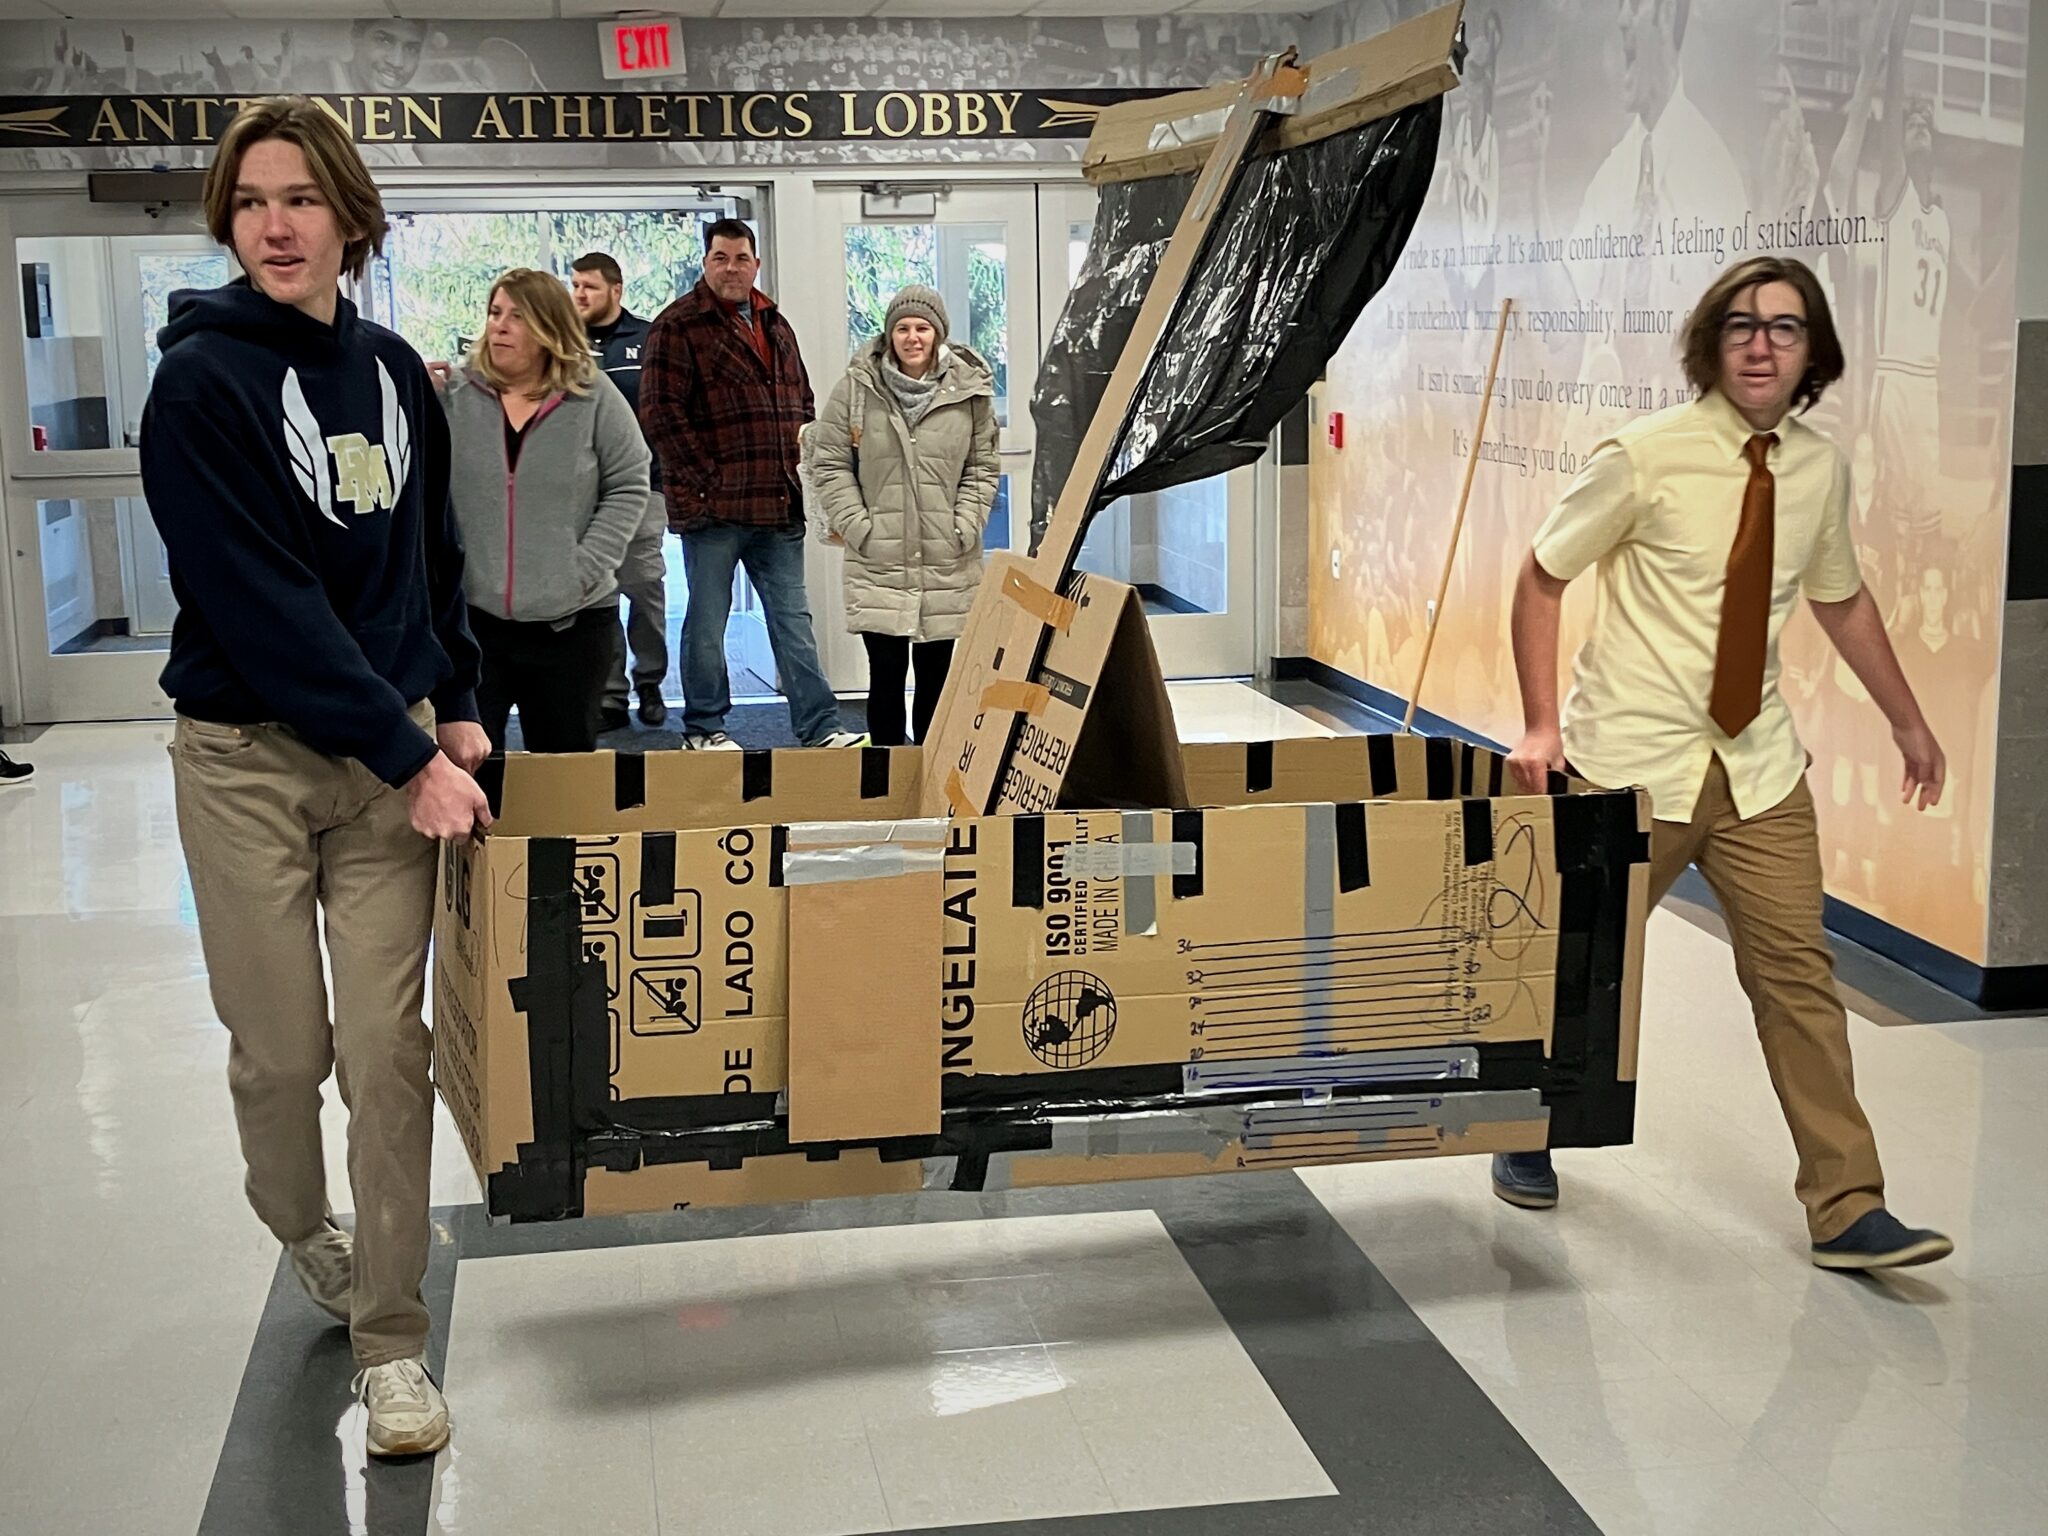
[
  {"xmin": 288, "ymin": 1221, "xmax": 353, "ymax": 1324},
  {"xmin": 354, "ymin": 1357, "xmax": 451, "ymax": 1458},
  {"xmin": 683, "ymin": 730, "xmax": 741, "ymax": 751},
  {"xmin": 813, "ymin": 731, "xmax": 867, "ymax": 749}
]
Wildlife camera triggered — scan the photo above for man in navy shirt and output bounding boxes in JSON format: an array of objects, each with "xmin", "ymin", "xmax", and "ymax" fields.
[{"xmin": 572, "ymin": 250, "xmax": 670, "ymax": 729}]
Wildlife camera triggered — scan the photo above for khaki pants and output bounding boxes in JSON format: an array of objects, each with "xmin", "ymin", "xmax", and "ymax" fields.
[
  {"xmin": 1646, "ymin": 759, "xmax": 1885, "ymax": 1242},
  {"xmin": 171, "ymin": 707, "xmax": 439, "ymax": 1365}
]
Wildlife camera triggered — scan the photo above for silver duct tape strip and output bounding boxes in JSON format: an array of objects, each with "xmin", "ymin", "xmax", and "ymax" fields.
[
  {"xmin": 1148, "ymin": 105, "xmax": 1231, "ymax": 152},
  {"xmin": 921, "ymin": 1157, "xmax": 958, "ymax": 1191},
  {"xmin": 981, "ymin": 1153, "xmax": 1016, "ymax": 1193},
  {"xmin": 786, "ymin": 817, "xmax": 949, "ymax": 848},
  {"xmin": 781, "ymin": 845, "xmax": 946, "ymax": 885},
  {"xmin": 1183, "ymin": 1046, "xmax": 1482, "ymax": 1097},
  {"xmin": 1299, "ymin": 65, "xmax": 1361, "ymax": 118},
  {"xmin": 1242, "ymin": 1088, "xmax": 1545, "ymax": 1150},
  {"xmin": 1047, "ymin": 1106, "xmax": 1247, "ymax": 1160},
  {"xmin": 1065, "ymin": 839, "xmax": 1196, "ymax": 880},
  {"xmin": 1121, "ymin": 811, "xmax": 1159, "ymax": 938},
  {"xmin": 1302, "ymin": 803, "xmax": 1337, "ymax": 1049}
]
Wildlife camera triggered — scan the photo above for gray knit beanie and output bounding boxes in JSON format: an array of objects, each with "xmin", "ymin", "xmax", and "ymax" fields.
[{"xmin": 883, "ymin": 284, "xmax": 949, "ymax": 346}]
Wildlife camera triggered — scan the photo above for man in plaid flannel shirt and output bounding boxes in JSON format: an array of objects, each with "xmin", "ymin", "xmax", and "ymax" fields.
[{"xmin": 639, "ymin": 219, "xmax": 856, "ymax": 749}]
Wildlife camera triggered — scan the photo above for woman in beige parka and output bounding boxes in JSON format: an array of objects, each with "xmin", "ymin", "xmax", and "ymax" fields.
[{"xmin": 808, "ymin": 284, "xmax": 1000, "ymax": 745}]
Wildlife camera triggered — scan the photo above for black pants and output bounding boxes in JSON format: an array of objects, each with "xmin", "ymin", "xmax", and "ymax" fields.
[
  {"xmin": 861, "ymin": 633, "xmax": 954, "ymax": 746},
  {"xmin": 471, "ymin": 605, "xmax": 616, "ymax": 755}
]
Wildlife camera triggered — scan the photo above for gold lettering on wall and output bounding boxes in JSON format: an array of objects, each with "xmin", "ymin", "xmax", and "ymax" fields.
[
  {"xmin": 510, "ymin": 94, "xmax": 546, "ymax": 140},
  {"xmin": 740, "ymin": 94, "xmax": 779, "ymax": 139},
  {"xmin": 553, "ymin": 95, "xmax": 593, "ymax": 139},
  {"xmin": 677, "ymin": 94, "xmax": 710, "ymax": 136},
  {"xmin": 989, "ymin": 93, "xmax": 1022, "ymax": 134},
  {"xmin": 840, "ymin": 92, "xmax": 872, "ymax": 137},
  {"xmin": 131, "ymin": 97, "xmax": 177, "ymax": 140},
  {"xmin": 89, "ymin": 99, "xmax": 130, "ymax": 143},
  {"xmin": 875, "ymin": 92, "xmax": 916, "ymax": 139},
  {"xmin": 957, "ymin": 93, "xmax": 989, "ymax": 137},
  {"xmin": 474, "ymin": 96, "xmax": 512, "ymax": 139},
  {"xmin": 600, "ymin": 96, "xmax": 635, "ymax": 140},
  {"xmin": 359, "ymin": 96, "xmax": 396, "ymax": 142},
  {"xmin": 640, "ymin": 95, "xmax": 670, "ymax": 139},
  {"xmin": 400, "ymin": 96, "xmax": 444, "ymax": 140},
  {"xmin": 784, "ymin": 91, "xmax": 814, "ymax": 138}
]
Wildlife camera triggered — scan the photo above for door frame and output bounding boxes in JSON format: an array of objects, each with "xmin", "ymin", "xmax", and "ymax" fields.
[
  {"xmin": 0, "ymin": 195, "xmax": 212, "ymax": 722},
  {"xmin": 801, "ymin": 174, "xmax": 1262, "ymax": 693}
]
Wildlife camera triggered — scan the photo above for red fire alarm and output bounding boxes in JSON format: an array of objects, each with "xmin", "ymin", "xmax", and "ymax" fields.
[{"xmin": 1327, "ymin": 411, "xmax": 1344, "ymax": 449}]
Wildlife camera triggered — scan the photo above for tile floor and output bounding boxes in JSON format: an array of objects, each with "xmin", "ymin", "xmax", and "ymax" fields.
[{"xmin": 2, "ymin": 682, "xmax": 2046, "ymax": 1536}]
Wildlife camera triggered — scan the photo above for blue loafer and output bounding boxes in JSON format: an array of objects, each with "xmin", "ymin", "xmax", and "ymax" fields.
[
  {"xmin": 1811, "ymin": 1208, "xmax": 1954, "ymax": 1271},
  {"xmin": 1491, "ymin": 1151, "xmax": 1558, "ymax": 1210}
]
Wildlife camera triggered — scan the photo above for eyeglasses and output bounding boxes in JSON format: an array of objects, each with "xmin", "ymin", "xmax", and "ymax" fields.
[{"xmin": 1722, "ymin": 315, "xmax": 1808, "ymax": 350}]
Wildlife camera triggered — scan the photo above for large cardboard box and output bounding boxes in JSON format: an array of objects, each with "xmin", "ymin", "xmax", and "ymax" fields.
[{"xmin": 433, "ymin": 731, "xmax": 1648, "ymax": 1222}]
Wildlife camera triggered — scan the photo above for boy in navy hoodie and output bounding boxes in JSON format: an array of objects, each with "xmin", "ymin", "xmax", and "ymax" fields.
[{"xmin": 139, "ymin": 97, "xmax": 487, "ymax": 1457}]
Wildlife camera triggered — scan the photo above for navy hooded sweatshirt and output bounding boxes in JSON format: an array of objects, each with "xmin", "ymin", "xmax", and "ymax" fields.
[{"xmin": 140, "ymin": 280, "xmax": 480, "ymax": 787}]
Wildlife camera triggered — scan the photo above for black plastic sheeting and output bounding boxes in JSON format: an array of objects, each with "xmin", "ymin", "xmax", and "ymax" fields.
[{"xmin": 1029, "ymin": 94, "xmax": 1445, "ymax": 550}]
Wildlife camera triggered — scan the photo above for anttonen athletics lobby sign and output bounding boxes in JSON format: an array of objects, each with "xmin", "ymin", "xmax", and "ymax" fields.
[{"xmin": 0, "ymin": 89, "xmax": 1176, "ymax": 146}]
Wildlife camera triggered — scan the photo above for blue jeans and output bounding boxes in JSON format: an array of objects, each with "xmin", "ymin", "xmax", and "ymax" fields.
[{"xmin": 680, "ymin": 522, "xmax": 841, "ymax": 744}]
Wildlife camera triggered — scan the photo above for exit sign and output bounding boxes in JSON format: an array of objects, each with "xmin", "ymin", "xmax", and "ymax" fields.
[{"xmin": 599, "ymin": 15, "xmax": 684, "ymax": 80}]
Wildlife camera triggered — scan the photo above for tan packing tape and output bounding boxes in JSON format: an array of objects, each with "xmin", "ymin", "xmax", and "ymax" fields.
[
  {"xmin": 980, "ymin": 680, "xmax": 1053, "ymax": 715},
  {"xmin": 1000, "ymin": 567, "xmax": 1080, "ymax": 631}
]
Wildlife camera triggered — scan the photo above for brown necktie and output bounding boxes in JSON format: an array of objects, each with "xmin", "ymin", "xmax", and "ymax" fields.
[{"xmin": 1710, "ymin": 433, "xmax": 1778, "ymax": 738}]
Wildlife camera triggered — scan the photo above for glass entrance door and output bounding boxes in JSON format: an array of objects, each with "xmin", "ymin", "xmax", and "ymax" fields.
[
  {"xmin": 814, "ymin": 179, "xmax": 1257, "ymax": 689},
  {"xmin": 2, "ymin": 195, "xmax": 220, "ymax": 723},
  {"xmin": 360, "ymin": 191, "xmax": 763, "ymax": 712},
  {"xmin": 1038, "ymin": 181, "xmax": 1256, "ymax": 680}
]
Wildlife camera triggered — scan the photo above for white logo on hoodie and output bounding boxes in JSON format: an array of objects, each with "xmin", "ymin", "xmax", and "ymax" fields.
[{"xmin": 279, "ymin": 360, "xmax": 414, "ymax": 525}]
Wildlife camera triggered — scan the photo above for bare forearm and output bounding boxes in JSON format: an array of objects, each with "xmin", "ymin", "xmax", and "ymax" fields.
[
  {"xmin": 1511, "ymin": 553, "xmax": 1568, "ymax": 731},
  {"xmin": 1811, "ymin": 586, "xmax": 1925, "ymax": 731}
]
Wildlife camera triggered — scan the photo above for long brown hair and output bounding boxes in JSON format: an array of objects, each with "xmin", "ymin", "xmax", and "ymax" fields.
[
  {"xmin": 469, "ymin": 269, "xmax": 596, "ymax": 399},
  {"xmin": 1679, "ymin": 256, "xmax": 1845, "ymax": 415},
  {"xmin": 203, "ymin": 98, "xmax": 387, "ymax": 281}
]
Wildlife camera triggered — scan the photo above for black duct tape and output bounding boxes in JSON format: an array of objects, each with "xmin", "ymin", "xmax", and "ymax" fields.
[
  {"xmin": 1462, "ymin": 799, "xmax": 1494, "ymax": 866},
  {"xmin": 742, "ymin": 751, "xmax": 774, "ymax": 801},
  {"xmin": 1547, "ymin": 769, "xmax": 1571, "ymax": 797},
  {"xmin": 1012, "ymin": 816, "xmax": 1046, "ymax": 909},
  {"xmin": 1335, "ymin": 802, "xmax": 1371, "ymax": 892},
  {"xmin": 1172, "ymin": 809, "xmax": 1205, "ymax": 899},
  {"xmin": 1246, "ymin": 739, "xmax": 1275, "ymax": 794},
  {"xmin": 615, "ymin": 751, "xmax": 647, "ymax": 811},
  {"xmin": 491, "ymin": 837, "xmax": 587, "ymax": 1221},
  {"xmin": 1426, "ymin": 737, "xmax": 1455, "ymax": 800},
  {"xmin": 1552, "ymin": 791, "xmax": 1653, "ymax": 873},
  {"xmin": 639, "ymin": 830, "xmax": 677, "ymax": 907},
  {"xmin": 768, "ymin": 824, "xmax": 788, "ymax": 888},
  {"xmin": 476, "ymin": 756, "xmax": 507, "ymax": 820},
  {"xmin": 1368, "ymin": 735, "xmax": 1399, "ymax": 798},
  {"xmin": 1459, "ymin": 742, "xmax": 1476, "ymax": 797},
  {"xmin": 1489, "ymin": 753, "xmax": 1505, "ymax": 798},
  {"xmin": 1543, "ymin": 799, "xmax": 1640, "ymax": 1150},
  {"xmin": 860, "ymin": 747, "xmax": 891, "ymax": 799}
]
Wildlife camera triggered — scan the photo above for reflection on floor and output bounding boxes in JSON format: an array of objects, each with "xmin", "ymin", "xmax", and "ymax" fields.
[{"xmin": 1, "ymin": 683, "xmax": 2045, "ymax": 1536}]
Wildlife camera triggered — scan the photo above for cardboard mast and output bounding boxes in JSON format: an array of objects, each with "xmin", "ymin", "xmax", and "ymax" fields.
[{"xmin": 920, "ymin": 3, "xmax": 1466, "ymax": 817}]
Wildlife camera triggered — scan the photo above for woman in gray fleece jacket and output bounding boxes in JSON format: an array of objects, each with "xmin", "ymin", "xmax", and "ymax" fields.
[{"xmin": 444, "ymin": 268, "xmax": 650, "ymax": 754}]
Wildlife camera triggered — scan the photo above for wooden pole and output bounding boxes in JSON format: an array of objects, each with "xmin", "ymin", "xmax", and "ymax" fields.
[{"xmin": 1403, "ymin": 295, "xmax": 1513, "ymax": 734}]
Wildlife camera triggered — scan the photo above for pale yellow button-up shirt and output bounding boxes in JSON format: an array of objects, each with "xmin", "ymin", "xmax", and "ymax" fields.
[{"xmin": 1533, "ymin": 389, "xmax": 1864, "ymax": 823}]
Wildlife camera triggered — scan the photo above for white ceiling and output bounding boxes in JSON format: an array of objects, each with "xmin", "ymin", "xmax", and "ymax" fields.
[{"xmin": 0, "ymin": 0, "xmax": 1334, "ymax": 21}]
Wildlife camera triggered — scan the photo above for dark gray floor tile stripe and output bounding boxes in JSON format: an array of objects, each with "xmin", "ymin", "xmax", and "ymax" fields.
[
  {"xmin": 197, "ymin": 1213, "xmax": 460, "ymax": 1536},
  {"xmin": 206, "ymin": 1174, "xmax": 1594, "ymax": 1536}
]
